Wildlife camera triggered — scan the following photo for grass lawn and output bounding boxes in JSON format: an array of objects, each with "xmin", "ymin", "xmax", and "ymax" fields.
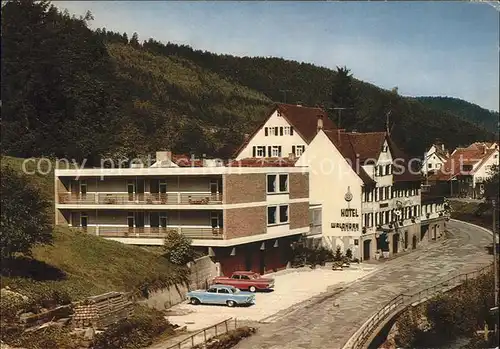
[{"xmin": 1, "ymin": 155, "xmax": 188, "ymax": 306}]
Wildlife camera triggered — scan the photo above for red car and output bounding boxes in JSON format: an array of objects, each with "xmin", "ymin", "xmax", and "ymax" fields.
[{"xmin": 212, "ymin": 271, "xmax": 275, "ymax": 292}]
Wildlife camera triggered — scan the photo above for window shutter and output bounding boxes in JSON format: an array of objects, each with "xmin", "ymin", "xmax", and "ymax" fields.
[
  {"xmin": 292, "ymin": 145, "xmax": 296, "ymax": 155},
  {"xmin": 263, "ymin": 146, "xmax": 266, "ymax": 157},
  {"xmin": 280, "ymin": 127, "xmax": 283, "ymax": 136},
  {"xmin": 265, "ymin": 127, "xmax": 268, "ymax": 136},
  {"xmin": 278, "ymin": 146, "xmax": 282, "ymax": 157},
  {"xmin": 268, "ymin": 146, "xmax": 272, "ymax": 157},
  {"xmin": 252, "ymin": 146, "xmax": 256, "ymax": 157},
  {"xmin": 290, "ymin": 127, "xmax": 294, "ymax": 135},
  {"xmin": 274, "ymin": 127, "xmax": 278, "ymax": 135}
]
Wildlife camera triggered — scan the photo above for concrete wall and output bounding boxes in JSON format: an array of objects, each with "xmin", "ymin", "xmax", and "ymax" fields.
[
  {"xmin": 143, "ymin": 256, "xmax": 220, "ymax": 310},
  {"xmin": 236, "ymin": 109, "xmax": 307, "ymax": 160}
]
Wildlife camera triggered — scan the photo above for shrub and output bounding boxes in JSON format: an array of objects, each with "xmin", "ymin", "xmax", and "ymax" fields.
[
  {"xmin": 345, "ymin": 248, "xmax": 353, "ymax": 260},
  {"xmin": 92, "ymin": 305, "xmax": 175, "ymax": 349},
  {"xmin": 193, "ymin": 326, "xmax": 257, "ymax": 349},
  {"xmin": 0, "ymin": 166, "xmax": 52, "ymax": 260},
  {"xmin": 163, "ymin": 230, "xmax": 194, "ymax": 265},
  {"xmin": 333, "ymin": 246, "xmax": 343, "ymax": 261},
  {"xmin": 291, "ymin": 245, "xmax": 333, "ymax": 267}
]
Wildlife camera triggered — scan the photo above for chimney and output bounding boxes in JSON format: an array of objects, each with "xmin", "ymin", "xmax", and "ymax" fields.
[
  {"xmin": 442, "ymin": 144, "xmax": 445, "ymax": 151},
  {"xmin": 317, "ymin": 114, "xmax": 324, "ymax": 133},
  {"xmin": 156, "ymin": 150, "xmax": 172, "ymax": 162}
]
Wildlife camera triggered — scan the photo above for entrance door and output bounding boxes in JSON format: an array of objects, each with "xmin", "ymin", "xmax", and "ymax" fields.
[
  {"xmin": 363, "ymin": 240, "xmax": 371, "ymax": 261},
  {"xmin": 412, "ymin": 235, "xmax": 417, "ymax": 249},
  {"xmin": 392, "ymin": 233, "xmax": 399, "ymax": 254},
  {"xmin": 135, "ymin": 212, "xmax": 145, "ymax": 228},
  {"xmin": 150, "ymin": 212, "xmax": 159, "ymax": 228},
  {"xmin": 127, "ymin": 181, "xmax": 135, "ymax": 201}
]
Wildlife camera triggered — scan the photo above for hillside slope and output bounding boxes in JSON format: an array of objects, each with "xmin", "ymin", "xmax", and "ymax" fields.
[
  {"xmin": 1, "ymin": 156, "xmax": 187, "ymax": 304},
  {"xmin": 140, "ymin": 41, "xmax": 496, "ymax": 156},
  {"xmin": 416, "ymin": 96, "xmax": 499, "ymax": 133}
]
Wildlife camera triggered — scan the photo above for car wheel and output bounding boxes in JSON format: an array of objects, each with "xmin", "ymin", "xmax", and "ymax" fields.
[
  {"xmin": 249, "ymin": 286, "xmax": 256, "ymax": 293},
  {"xmin": 190, "ymin": 297, "xmax": 200, "ymax": 305},
  {"xmin": 226, "ymin": 300, "xmax": 236, "ymax": 307}
]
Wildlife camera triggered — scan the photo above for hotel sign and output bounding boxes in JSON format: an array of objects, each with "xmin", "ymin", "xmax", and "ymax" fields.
[
  {"xmin": 331, "ymin": 223, "xmax": 360, "ymax": 231},
  {"xmin": 331, "ymin": 208, "xmax": 360, "ymax": 231}
]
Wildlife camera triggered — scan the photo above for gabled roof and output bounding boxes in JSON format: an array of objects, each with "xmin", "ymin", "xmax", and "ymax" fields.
[
  {"xmin": 428, "ymin": 147, "xmax": 497, "ymax": 181},
  {"xmin": 275, "ymin": 103, "xmax": 336, "ymax": 143},
  {"xmin": 322, "ymin": 130, "xmax": 421, "ymax": 184},
  {"xmin": 233, "ymin": 103, "xmax": 337, "ymax": 157},
  {"xmin": 323, "ymin": 130, "xmax": 376, "ymax": 185}
]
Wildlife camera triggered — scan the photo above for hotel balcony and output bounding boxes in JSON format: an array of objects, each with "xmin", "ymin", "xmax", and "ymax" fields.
[
  {"xmin": 58, "ymin": 192, "xmax": 223, "ymax": 206},
  {"xmin": 77, "ymin": 226, "xmax": 224, "ymax": 240}
]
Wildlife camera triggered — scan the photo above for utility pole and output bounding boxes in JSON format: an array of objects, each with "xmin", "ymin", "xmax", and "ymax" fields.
[
  {"xmin": 331, "ymin": 107, "xmax": 354, "ymax": 129},
  {"xmin": 493, "ymin": 199, "xmax": 499, "ymax": 335}
]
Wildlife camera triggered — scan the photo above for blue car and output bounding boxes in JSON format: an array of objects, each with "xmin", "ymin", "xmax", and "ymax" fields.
[{"xmin": 186, "ymin": 284, "xmax": 255, "ymax": 307}]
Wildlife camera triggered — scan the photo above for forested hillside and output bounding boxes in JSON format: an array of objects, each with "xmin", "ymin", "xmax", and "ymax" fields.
[
  {"xmin": 1, "ymin": 0, "xmax": 495, "ymax": 165},
  {"xmin": 416, "ymin": 96, "xmax": 499, "ymax": 133}
]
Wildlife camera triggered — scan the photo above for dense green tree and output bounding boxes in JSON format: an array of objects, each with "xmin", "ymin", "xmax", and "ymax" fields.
[
  {"xmin": 330, "ymin": 66, "xmax": 359, "ymax": 129},
  {"xmin": 1, "ymin": 0, "xmax": 122, "ymax": 163},
  {"xmin": 484, "ymin": 164, "xmax": 499, "ymax": 202},
  {"xmin": 163, "ymin": 230, "xmax": 194, "ymax": 265},
  {"xmin": 0, "ymin": 166, "xmax": 52, "ymax": 259}
]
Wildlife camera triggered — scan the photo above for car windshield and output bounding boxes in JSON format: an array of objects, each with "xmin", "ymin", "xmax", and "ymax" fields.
[{"xmin": 230, "ymin": 287, "xmax": 239, "ymax": 293}]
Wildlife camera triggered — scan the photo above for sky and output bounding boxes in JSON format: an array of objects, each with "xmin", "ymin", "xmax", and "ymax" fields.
[{"xmin": 55, "ymin": 1, "xmax": 499, "ymax": 112}]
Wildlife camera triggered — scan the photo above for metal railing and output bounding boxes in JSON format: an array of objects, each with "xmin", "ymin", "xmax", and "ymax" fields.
[
  {"xmin": 58, "ymin": 192, "xmax": 223, "ymax": 205},
  {"xmin": 347, "ymin": 263, "xmax": 494, "ymax": 349},
  {"xmin": 79, "ymin": 226, "xmax": 224, "ymax": 240},
  {"xmin": 166, "ymin": 318, "xmax": 237, "ymax": 349}
]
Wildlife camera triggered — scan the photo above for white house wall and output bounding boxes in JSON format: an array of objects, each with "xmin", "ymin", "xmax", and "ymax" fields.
[
  {"xmin": 295, "ymin": 130, "xmax": 363, "ymax": 257},
  {"xmin": 473, "ymin": 150, "xmax": 499, "ymax": 186},
  {"xmin": 236, "ymin": 109, "xmax": 307, "ymax": 160}
]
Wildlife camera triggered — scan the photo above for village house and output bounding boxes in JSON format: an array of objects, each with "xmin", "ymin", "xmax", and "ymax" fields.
[
  {"xmin": 422, "ymin": 140, "xmax": 450, "ymax": 176},
  {"xmin": 295, "ymin": 126, "xmax": 423, "ymax": 261},
  {"xmin": 234, "ymin": 103, "xmax": 337, "ymax": 160},
  {"xmin": 54, "ymin": 152, "xmax": 310, "ymax": 276},
  {"xmin": 428, "ymin": 142, "xmax": 499, "ymax": 199}
]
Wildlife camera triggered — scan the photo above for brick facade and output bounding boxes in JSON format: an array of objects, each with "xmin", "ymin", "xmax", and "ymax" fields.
[
  {"xmin": 224, "ymin": 206, "xmax": 267, "ymax": 239},
  {"xmin": 223, "ymin": 173, "xmax": 266, "ymax": 204},
  {"xmin": 289, "ymin": 173, "xmax": 309, "ymax": 199},
  {"xmin": 289, "ymin": 201, "xmax": 309, "ymax": 229}
]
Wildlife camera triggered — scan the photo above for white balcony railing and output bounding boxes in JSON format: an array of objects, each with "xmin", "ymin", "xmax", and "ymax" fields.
[
  {"xmin": 76, "ymin": 226, "xmax": 224, "ymax": 240},
  {"xmin": 58, "ymin": 192, "xmax": 223, "ymax": 205}
]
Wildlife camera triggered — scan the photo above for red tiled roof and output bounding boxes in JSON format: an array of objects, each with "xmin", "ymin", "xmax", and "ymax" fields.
[
  {"xmin": 276, "ymin": 103, "xmax": 337, "ymax": 143},
  {"xmin": 323, "ymin": 130, "xmax": 376, "ymax": 185},
  {"xmin": 322, "ymin": 130, "xmax": 421, "ymax": 184},
  {"xmin": 387, "ymin": 137, "xmax": 422, "ymax": 182},
  {"xmin": 427, "ymin": 147, "xmax": 497, "ymax": 181},
  {"xmin": 233, "ymin": 103, "xmax": 337, "ymax": 157}
]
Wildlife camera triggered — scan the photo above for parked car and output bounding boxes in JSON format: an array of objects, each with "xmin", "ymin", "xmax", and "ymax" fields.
[
  {"xmin": 212, "ymin": 271, "xmax": 275, "ymax": 292},
  {"xmin": 186, "ymin": 284, "xmax": 255, "ymax": 307}
]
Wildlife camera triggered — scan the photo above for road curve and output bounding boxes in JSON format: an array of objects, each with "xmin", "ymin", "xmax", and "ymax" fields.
[{"xmin": 233, "ymin": 221, "xmax": 494, "ymax": 349}]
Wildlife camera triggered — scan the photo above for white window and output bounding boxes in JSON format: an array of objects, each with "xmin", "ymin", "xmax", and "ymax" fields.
[
  {"xmin": 267, "ymin": 206, "xmax": 277, "ymax": 224},
  {"xmin": 267, "ymin": 205, "xmax": 289, "ymax": 225},
  {"xmin": 267, "ymin": 174, "xmax": 288, "ymax": 193},
  {"xmin": 271, "ymin": 146, "xmax": 282, "ymax": 157},
  {"xmin": 80, "ymin": 212, "xmax": 88, "ymax": 227},
  {"xmin": 269, "ymin": 127, "xmax": 278, "ymax": 136},
  {"xmin": 294, "ymin": 145, "xmax": 305, "ymax": 157},
  {"xmin": 283, "ymin": 126, "xmax": 291, "ymax": 135},
  {"xmin": 256, "ymin": 146, "xmax": 265, "ymax": 157}
]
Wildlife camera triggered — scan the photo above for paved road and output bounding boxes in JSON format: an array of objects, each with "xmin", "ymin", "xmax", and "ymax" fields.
[{"xmin": 233, "ymin": 221, "xmax": 494, "ymax": 349}]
